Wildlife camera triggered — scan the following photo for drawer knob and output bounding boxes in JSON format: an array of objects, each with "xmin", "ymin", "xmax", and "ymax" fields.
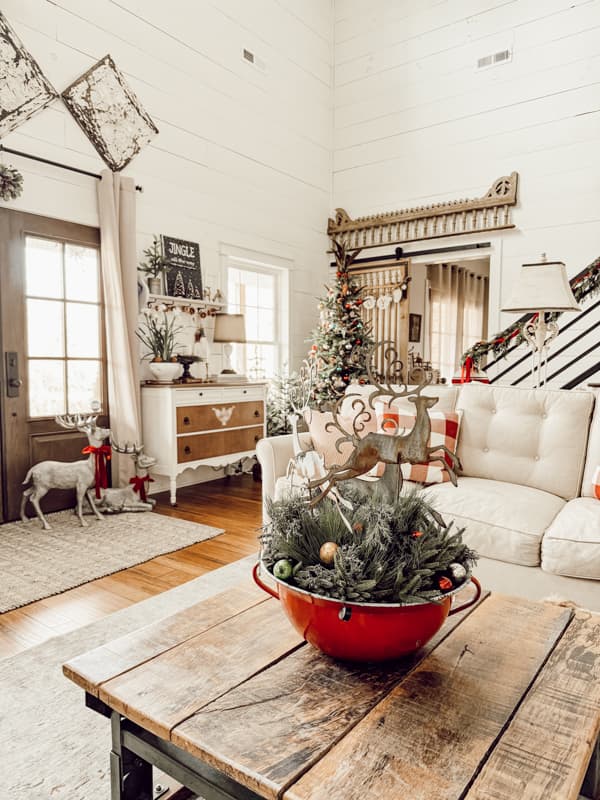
[
  {"xmin": 254, "ymin": 435, "xmax": 260, "ymax": 443},
  {"xmin": 253, "ymin": 410, "xmax": 260, "ymax": 417},
  {"xmin": 183, "ymin": 416, "xmax": 191, "ymax": 425},
  {"xmin": 184, "ymin": 445, "xmax": 191, "ymax": 455},
  {"xmin": 198, "ymin": 391, "xmax": 203, "ymax": 397},
  {"xmin": 243, "ymin": 389, "xmax": 247, "ymax": 394}
]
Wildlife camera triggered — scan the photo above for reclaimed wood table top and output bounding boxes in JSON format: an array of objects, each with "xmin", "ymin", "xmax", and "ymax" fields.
[{"xmin": 63, "ymin": 574, "xmax": 600, "ymax": 800}]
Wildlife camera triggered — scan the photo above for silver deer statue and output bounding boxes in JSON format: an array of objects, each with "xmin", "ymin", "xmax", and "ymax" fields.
[
  {"xmin": 20, "ymin": 413, "xmax": 112, "ymax": 531},
  {"xmin": 91, "ymin": 441, "xmax": 157, "ymax": 513}
]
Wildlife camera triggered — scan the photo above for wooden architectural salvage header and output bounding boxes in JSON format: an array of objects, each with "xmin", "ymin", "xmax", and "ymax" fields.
[{"xmin": 328, "ymin": 172, "xmax": 519, "ymax": 250}]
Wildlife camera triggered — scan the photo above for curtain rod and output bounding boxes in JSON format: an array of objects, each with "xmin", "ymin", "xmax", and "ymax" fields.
[
  {"xmin": 0, "ymin": 144, "xmax": 143, "ymax": 192},
  {"xmin": 330, "ymin": 241, "xmax": 490, "ymax": 267}
]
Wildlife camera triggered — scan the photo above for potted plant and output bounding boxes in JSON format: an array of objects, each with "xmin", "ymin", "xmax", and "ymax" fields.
[
  {"xmin": 138, "ymin": 236, "xmax": 170, "ymax": 295},
  {"xmin": 253, "ymin": 490, "xmax": 480, "ymax": 662},
  {"xmin": 136, "ymin": 312, "xmax": 184, "ymax": 382}
]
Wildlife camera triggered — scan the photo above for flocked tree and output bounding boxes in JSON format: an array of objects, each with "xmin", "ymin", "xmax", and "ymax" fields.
[{"xmin": 309, "ymin": 241, "xmax": 374, "ymax": 406}]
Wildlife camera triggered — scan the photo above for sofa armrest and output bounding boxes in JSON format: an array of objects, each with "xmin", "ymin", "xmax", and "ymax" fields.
[{"xmin": 256, "ymin": 433, "xmax": 313, "ymax": 508}]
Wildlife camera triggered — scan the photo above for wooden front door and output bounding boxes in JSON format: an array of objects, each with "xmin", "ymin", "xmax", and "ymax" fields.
[{"xmin": 0, "ymin": 210, "xmax": 108, "ymax": 522}]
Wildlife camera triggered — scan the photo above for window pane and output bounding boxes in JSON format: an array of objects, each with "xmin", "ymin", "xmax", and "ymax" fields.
[
  {"xmin": 28, "ymin": 360, "xmax": 65, "ymax": 417},
  {"xmin": 246, "ymin": 344, "xmax": 277, "ymax": 380},
  {"xmin": 65, "ymin": 244, "xmax": 99, "ymax": 302},
  {"xmin": 27, "ymin": 299, "xmax": 65, "ymax": 357},
  {"xmin": 258, "ymin": 274, "xmax": 275, "ymax": 308},
  {"xmin": 66, "ymin": 302, "xmax": 100, "ymax": 357},
  {"xmin": 67, "ymin": 360, "xmax": 101, "ymax": 413},
  {"xmin": 258, "ymin": 309, "xmax": 274, "ymax": 342},
  {"xmin": 244, "ymin": 307, "xmax": 259, "ymax": 340},
  {"xmin": 25, "ymin": 237, "xmax": 63, "ymax": 299}
]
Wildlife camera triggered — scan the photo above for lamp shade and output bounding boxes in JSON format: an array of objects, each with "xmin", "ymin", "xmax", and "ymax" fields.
[
  {"xmin": 502, "ymin": 260, "xmax": 581, "ymax": 313},
  {"xmin": 213, "ymin": 313, "xmax": 246, "ymax": 343}
]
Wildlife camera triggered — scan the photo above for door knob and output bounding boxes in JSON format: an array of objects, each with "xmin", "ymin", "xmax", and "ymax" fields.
[{"xmin": 9, "ymin": 378, "xmax": 23, "ymax": 388}]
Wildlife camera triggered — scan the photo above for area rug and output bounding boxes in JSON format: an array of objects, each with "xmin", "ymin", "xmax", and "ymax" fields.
[
  {"xmin": 1, "ymin": 555, "xmax": 253, "ymax": 799},
  {"xmin": 0, "ymin": 511, "xmax": 223, "ymax": 613}
]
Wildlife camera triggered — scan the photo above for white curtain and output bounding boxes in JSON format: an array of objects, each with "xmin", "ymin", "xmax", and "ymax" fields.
[
  {"xmin": 427, "ymin": 264, "xmax": 488, "ymax": 381},
  {"xmin": 97, "ymin": 171, "xmax": 141, "ymax": 485}
]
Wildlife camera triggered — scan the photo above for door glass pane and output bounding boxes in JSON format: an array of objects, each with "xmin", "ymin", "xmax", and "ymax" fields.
[
  {"xmin": 25, "ymin": 237, "xmax": 63, "ymax": 299},
  {"xmin": 26, "ymin": 299, "xmax": 65, "ymax": 357},
  {"xmin": 67, "ymin": 360, "xmax": 101, "ymax": 413},
  {"xmin": 66, "ymin": 303, "xmax": 100, "ymax": 357},
  {"xmin": 65, "ymin": 244, "xmax": 99, "ymax": 302},
  {"xmin": 28, "ymin": 360, "xmax": 66, "ymax": 417}
]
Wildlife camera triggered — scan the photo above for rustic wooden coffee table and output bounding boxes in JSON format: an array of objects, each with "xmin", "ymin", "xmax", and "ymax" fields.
[{"xmin": 64, "ymin": 574, "xmax": 600, "ymax": 800}]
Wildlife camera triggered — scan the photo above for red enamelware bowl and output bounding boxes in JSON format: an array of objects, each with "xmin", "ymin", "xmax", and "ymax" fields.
[{"xmin": 253, "ymin": 562, "xmax": 481, "ymax": 662}]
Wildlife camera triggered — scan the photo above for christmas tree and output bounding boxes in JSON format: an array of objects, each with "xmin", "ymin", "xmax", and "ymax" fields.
[
  {"xmin": 309, "ymin": 241, "xmax": 374, "ymax": 406},
  {"xmin": 173, "ymin": 271, "xmax": 185, "ymax": 297}
]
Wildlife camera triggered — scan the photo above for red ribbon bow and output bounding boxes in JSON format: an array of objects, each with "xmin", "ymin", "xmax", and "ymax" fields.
[
  {"xmin": 129, "ymin": 474, "xmax": 154, "ymax": 502},
  {"xmin": 460, "ymin": 356, "xmax": 473, "ymax": 383},
  {"xmin": 82, "ymin": 445, "xmax": 112, "ymax": 498}
]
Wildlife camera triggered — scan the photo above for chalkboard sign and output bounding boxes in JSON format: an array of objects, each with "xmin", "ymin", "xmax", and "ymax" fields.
[{"xmin": 161, "ymin": 235, "xmax": 203, "ymax": 299}]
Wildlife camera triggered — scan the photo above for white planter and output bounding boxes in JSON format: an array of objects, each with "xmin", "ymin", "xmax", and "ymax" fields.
[{"xmin": 148, "ymin": 361, "xmax": 182, "ymax": 382}]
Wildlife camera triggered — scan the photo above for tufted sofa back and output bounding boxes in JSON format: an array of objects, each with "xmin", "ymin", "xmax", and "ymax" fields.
[{"xmin": 455, "ymin": 383, "xmax": 594, "ymax": 500}]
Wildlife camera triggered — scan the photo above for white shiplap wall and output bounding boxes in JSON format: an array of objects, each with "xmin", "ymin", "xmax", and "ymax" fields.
[
  {"xmin": 0, "ymin": 0, "xmax": 334, "ymax": 371},
  {"xmin": 333, "ymin": 0, "xmax": 600, "ymax": 386}
]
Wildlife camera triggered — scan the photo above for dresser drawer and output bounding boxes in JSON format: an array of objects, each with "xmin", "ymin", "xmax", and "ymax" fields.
[
  {"xmin": 177, "ymin": 425, "xmax": 264, "ymax": 463},
  {"xmin": 173, "ymin": 387, "xmax": 224, "ymax": 405},
  {"xmin": 176, "ymin": 401, "xmax": 264, "ymax": 433}
]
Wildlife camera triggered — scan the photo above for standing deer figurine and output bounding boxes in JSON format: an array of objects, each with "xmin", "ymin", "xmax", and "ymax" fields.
[
  {"xmin": 20, "ymin": 414, "xmax": 111, "ymax": 531},
  {"xmin": 91, "ymin": 441, "xmax": 157, "ymax": 513}
]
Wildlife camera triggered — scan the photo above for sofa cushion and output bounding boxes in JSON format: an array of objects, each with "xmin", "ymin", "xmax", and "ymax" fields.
[
  {"xmin": 304, "ymin": 409, "xmax": 377, "ymax": 468},
  {"xmin": 581, "ymin": 390, "xmax": 600, "ymax": 497},
  {"xmin": 542, "ymin": 497, "xmax": 600, "ymax": 579},
  {"xmin": 422, "ymin": 477, "xmax": 565, "ymax": 567},
  {"xmin": 456, "ymin": 384, "xmax": 594, "ymax": 500},
  {"xmin": 340, "ymin": 383, "xmax": 459, "ymax": 416}
]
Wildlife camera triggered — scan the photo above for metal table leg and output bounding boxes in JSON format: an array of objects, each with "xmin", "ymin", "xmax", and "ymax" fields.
[{"xmin": 111, "ymin": 711, "xmax": 154, "ymax": 800}]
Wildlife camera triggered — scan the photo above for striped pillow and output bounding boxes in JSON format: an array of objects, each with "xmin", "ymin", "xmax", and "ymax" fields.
[{"xmin": 373, "ymin": 402, "xmax": 462, "ymax": 484}]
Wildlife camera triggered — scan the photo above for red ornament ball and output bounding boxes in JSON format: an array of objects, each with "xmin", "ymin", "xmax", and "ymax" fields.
[
  {"xmin": 345, "ymin": 303, "xmax": 352, "ymax": 310},
  {"xmin": 438, "ymin": 576, "xmax": 453, "ymax": 591}
]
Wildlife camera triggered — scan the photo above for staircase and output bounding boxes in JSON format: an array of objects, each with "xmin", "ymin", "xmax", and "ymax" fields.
[{"xmin": 477, "ymin": 259, "xmax": 600, "ymax": 389}]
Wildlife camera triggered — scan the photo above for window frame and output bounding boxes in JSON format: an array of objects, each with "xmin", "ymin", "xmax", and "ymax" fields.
[{"xmin": 23, "ymin": 231, "xmax": 106, "ymax": 421}]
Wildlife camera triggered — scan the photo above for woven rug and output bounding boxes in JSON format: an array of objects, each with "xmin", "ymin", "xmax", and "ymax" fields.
[
  {"xmin": 0, "ymin": 510, "xmax": 223, "ymax": 613},
  {"xmin": 1, "ymin": 556, "xmax": 253, "ymax": 799}
]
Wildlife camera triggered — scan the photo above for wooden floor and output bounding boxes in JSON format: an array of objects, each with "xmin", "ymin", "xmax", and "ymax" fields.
[{"xmin": 0, "ymin": 475, "xmax": 262, "ymax": 660}]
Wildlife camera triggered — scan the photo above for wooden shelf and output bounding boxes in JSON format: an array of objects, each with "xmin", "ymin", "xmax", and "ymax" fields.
[{"xmin": 146, "ymin": 292, "xmax": 225, "ymax": 311}]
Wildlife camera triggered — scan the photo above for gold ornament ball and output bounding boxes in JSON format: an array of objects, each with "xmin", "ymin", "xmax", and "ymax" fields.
[{"xmin": 319, "ymin": 541, "xmax": 339, "ymax": 565}]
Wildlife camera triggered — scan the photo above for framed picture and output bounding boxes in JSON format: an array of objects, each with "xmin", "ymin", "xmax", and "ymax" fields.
[
  {"xmin": 161, "ymin": 235, "xmax": 203, "ymax": 299},
  {"xmin": 409, "ymin": 313, "xmax": 422, "ymax": 343}
]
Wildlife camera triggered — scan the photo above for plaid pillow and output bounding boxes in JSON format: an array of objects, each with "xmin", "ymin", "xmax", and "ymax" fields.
[{"xmin": 373, "ymin": 401, "xmax": 462, "ymax": 484}]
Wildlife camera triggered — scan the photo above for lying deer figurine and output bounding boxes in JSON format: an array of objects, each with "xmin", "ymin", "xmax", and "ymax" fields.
[
  {"xmin": 21, "ymin": 414, "xmax": 111, "ymax": 531},
  {"xmin": 91, "ymin": 441, "xmax": 157, "ymax": 513}
]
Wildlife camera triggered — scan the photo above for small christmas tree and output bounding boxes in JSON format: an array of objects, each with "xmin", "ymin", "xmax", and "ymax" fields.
[
  {"xmin": 172, "ymin": 271, "xmax": 185, "ymax": 297},
  {"xmin": 309, "ymin": 241, "xmax": 374, "ymax": 406}
]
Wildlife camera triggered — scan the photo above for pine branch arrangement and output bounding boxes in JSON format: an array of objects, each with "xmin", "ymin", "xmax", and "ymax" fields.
[
  {"xmin": 261, "ymin": 488, "xmax": 477, "ymax": 605},
  {"xmin": 309, "ymin": 241, "xmax": 374, "ymax": 407}
]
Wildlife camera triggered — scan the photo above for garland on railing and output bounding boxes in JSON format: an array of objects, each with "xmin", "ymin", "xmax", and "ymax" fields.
[{"xmin": 461, "ymin": 256, "xmax": 600, "ymax": 374}]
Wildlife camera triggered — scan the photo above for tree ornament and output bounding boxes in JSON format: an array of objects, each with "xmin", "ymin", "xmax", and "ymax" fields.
[
  {"xmin": 438, "ymin": 575, "xmax": 453, "ymax": 591},
  {"xmin": 449, "ymin": 562, "xmax": 467, "ymax": 582},
  {"xmin": 412, "ymin": 530, "xmax": 424, "ymax": 538},
  {"xmin": 0, "ymin": 163, "xmax": 24, "ymax": 201},
  {"xmin": 319, "ymin": 541, "xmax": 339, "ymax": 566},
  {"xmin": 273, "ymin": 559, "xmax": 293, "ymax": 580}
]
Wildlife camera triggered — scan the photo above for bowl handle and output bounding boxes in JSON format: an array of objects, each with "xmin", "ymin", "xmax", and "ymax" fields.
[
  {"xmin": 448, "ymin": 576, "xmax": 482, "ymax": 616},
  {"xmin": 252, "ymin": 562, "xmax": 279, "ymax": 599}
]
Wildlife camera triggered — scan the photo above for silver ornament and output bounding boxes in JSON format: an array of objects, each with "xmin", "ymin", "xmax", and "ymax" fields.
[{"xmin": 449, "ymin": 563, "xmax": 467, "ymax": 582}]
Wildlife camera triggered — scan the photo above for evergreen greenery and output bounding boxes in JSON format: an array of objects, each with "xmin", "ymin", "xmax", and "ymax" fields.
[
  {"xmin": 261, "ymin": 488, "xmax": 477, "ymax": 605},
  {"xmin": 138, "ymin": 235, "xmax": 170, "ymax": 279},
  {"xmin": 309, "ymin": 241, "xmax": 374, "ymax": 407},
  {"xmin": 266, "ymin": 370, "xmax": 302, "ymax": 436}
]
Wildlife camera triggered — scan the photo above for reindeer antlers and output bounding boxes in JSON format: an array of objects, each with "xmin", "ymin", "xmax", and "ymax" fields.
[
  {"xmin": 111, "ymin": 439, "xmax": 145, "ymax": 456},
  {"xmin": 55, "ymin": 413, "xmax": 98, "ymax": 431}
]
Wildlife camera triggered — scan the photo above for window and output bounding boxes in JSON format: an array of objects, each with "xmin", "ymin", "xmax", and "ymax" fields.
[
  {"xmin": 226, "ymin": 258, "xmax": 288, "ymax": 379},
  {"xmin": 25, "ymin": 235, "xmax": 103, "ymax": 418}
]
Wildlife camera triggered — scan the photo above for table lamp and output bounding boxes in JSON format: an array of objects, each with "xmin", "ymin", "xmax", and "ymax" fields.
[
  {"xmin": 213, "ymin": 313, "xmax": 246, "ymax": 377},
  {"xmin": 502, "ymin": 254, "xmax": 580, "ymax": 387}
]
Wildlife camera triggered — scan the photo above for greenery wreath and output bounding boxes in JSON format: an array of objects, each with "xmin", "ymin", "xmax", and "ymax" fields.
[
  {"xmin": 261, "ymin": 489, "xmax": 477, "ymax": 605},
  {"xmin": 0, "ymin": 163, "xmax": 24, "ymax": 202}
]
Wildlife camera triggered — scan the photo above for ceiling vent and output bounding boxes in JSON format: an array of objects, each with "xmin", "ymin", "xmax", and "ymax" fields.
[
  {"xmin": 477, "ymin": 49, "xmax": 512, "ymax": 70},
  {"xmin": 242, "ymin": 48, "xmax": 266, "ymax": 73}
]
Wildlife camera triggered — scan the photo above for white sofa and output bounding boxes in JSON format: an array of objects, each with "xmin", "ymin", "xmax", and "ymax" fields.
[{"xmin": 257, "ymin": 383, "xmax": 600, "ymax": 611}]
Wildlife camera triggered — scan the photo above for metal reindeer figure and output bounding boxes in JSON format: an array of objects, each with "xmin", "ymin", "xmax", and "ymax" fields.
[
  {"xmin": 21, "ymin": 413, "xmax": 111, "ymax": 531},
  {"xmin": 306, "ymin": 343, "xmax": 461, "ymax": 505},
  {"xmin": 92, "ymin": 441, "xmax": 157, "ymax": 513}
]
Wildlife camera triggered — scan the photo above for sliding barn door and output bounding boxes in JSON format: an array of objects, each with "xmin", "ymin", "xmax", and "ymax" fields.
[
  {"xmin": 0, "ymin": 210, "xmax": 108, "ymax": 522},
  {"xmin": 350, "ymin": 258, "xmax": 411, "ymax": 379}
]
